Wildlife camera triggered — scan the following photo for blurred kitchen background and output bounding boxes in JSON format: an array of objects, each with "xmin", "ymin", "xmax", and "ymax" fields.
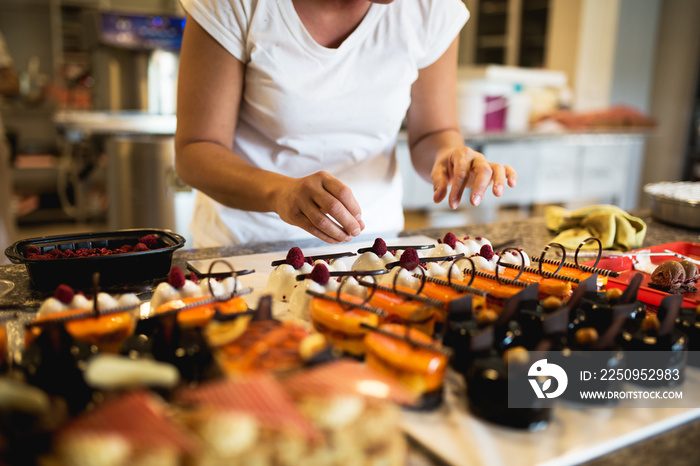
[{"xmin": 0, "ymin": 0, "xmax": 699, "ymax": 254}]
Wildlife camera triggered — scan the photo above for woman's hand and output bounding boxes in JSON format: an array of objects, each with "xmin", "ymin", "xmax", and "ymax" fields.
[
  {"xmin": 274, "ymin": 171, "xmax": 365, "ymax": 244},
  {"xmin": 431, "ymin": 146, "xmax": 518, "ymax": 209}
]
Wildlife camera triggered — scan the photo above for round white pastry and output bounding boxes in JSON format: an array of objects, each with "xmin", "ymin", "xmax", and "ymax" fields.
[
  {"xmin": 263, "ymin": 262, "xmax": 313, "ymax": 302},
  {"xmin": 378, "ymin": 267, "xmax": 422, "ymax": 290},
  {"xmin": 424, "ymin": 261, "xmax": 464, "ymax": 281},
  {"xmin": 37, "ymin": 294, "xmax": 93, "ymax": 318},
  {"xmin": 498, "ymin": 249, "xmax": 530, "ymax": 267},
  {"xmin": 288, "ymin": 277, "xmax": 339, "ymax": 321},
  {"xmin": 351, "ymin": 251, "xmax": 395, "ymax": 272}
]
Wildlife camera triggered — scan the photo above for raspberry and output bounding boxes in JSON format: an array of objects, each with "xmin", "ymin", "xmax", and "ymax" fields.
[
  {"xmin": 399, "ymin": 248, "xmax": 420, "ymax": 271},
  {"xmin": 372, "ymin": 238, "xmax": 387, "ymax": 257},
  {"xmin": 189, "ymin": 273, "xmax": 198, "ymax": 284},
  {"xmin": 443, "ymin": 232, "xmax": 457, "ymax": 249},
  {"xmin": 54, "ymin": 284, "xmax": 75, "ymax": 304},
  {"xmin": 464, "ymin": 236, "xmax": 470, "ymax": 240},
  {"xmin": 133, "ymin": 243, "xmax": 150, "ymax": 252},
  {"xmin": 139, "ymin": 234, "xmax": 159, "ymax": 248},
  {"xmin": 168, "ymin": 266, "xmax": 186, "ymax": 288},
  {"xmin": 120, "ymin": 244, "xmax": 134, "ymax": 253},
  {"xmin": 479, "ymin": 244, "xmax": 494, "ymax": 261},
  {"xmin": 26, "ymin": 246, "xmax": 40, "ymax": 256},
  {"xmin": 48, "ymin": 249, "xmax": 64, "ymax": 258},
  {"xmin": 285, "ymin": 247, "xmax": 305, "ymax": 269},
  {"xmin": 310, "ymin": 263, "xmax": 330, "ymax": 285},
  {"xmin": 63, "ymin": 250, "xmax": 75, "ymax": 258}
]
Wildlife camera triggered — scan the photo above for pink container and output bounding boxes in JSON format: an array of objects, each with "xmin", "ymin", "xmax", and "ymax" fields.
[{"xmin": 484, "ymin": 96, "xmax": 508, "ymax": 132}]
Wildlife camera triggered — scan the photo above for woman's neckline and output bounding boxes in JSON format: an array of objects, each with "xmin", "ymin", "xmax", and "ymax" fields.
[{"xmin": 281, "ymin": 0, "xmax": 382, "ymax": 54}]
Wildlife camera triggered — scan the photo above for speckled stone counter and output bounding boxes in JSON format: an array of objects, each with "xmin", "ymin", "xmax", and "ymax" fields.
[{"xmin": 1, "ymin": 212, "xmax": 699, "ymax": 464}]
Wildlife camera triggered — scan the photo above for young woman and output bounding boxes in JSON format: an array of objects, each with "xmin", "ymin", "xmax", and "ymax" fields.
[{"xmin": 175, "ymin": 0, "xmax": 517, "ymax": 246}]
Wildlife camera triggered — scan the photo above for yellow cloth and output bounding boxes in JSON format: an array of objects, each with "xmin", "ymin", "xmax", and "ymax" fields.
[{"xmin": 544, "ymin": 205, "xmax": 646, "ymax": 251}]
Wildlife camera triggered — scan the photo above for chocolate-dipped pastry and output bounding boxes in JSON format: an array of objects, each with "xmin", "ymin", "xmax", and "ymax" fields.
[
  {"xmin": 441, "ymin": 295, "xmax": 496, "ymax": 373},
  {"xmin": 675, "ymin": 304, "xmax": 700, "ymax": 367},
  {"xmin": 572, "ymin": 274, "xmax": 645, "ymax": 335},
  {"xmin": 679, "ymin": 260, "xmax": 699, "ymax": 292},
  {"xmin": 0, "ymin": 377, "xmax": 67, "ymax": 465},
  {"xmin": 619, "ymin": 294, "xmax": 688, "ymax": 388},
  {"xmin": 465, "ymin": 347, "xmax": 550, "ymax": 430},
  {"xmin": 517, "ymin": 282, "xmax": 573, "ymax": 350},
  {"xmin": 650, "ymin": 261, "xmax": 686, "ymax": 293},
  {"xmin": 21, "ymin": 323, "xmax": 94, "ymax": 414},
  {"xmin": 463, "ymin": 284, "xmax": 552, "ymax": 429}
]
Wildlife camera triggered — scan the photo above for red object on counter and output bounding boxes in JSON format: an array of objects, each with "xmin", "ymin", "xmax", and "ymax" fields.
[{"xmin": 586, "ymin": 241, "xmax": 700, "ymax": 309}]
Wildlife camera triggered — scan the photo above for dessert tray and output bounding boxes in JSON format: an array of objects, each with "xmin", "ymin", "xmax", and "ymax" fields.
[
  {"xmin": 594, "ymin": 241, "xmax": 700, "ymax": 309},
  {"xmin": 188, "ymin": 236, "xmax": 700, "ymax": 466}
]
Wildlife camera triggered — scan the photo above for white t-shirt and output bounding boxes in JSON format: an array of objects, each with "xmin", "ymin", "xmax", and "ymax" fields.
[{"xmin": 180, "ymin": 0, "xmax": 469, "ymax": 247}]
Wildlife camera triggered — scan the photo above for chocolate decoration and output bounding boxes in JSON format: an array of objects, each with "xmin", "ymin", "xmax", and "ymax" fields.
[
  {"xmin": 296, "ymin": 269, "xmax": 388, "ymax": 281},
  {"xmin": 575, "ymin": 237, "xmax": 603, "ymax": 269},
  {"xmin": 357, "ymin": 243, "xmax": 435, "ymax": 253},
  {"xmin": 539, "ymin": 243, "xmax": 566, "ymax": 276},
  {"xmin": 252, "ymin": 295, "xmax": 273, "ymax": 322},
  {"xmin": 270, "ymin": 251, "xmax": 356, "ymax": 267},
  {"xmin": 620, "ymin": 273, "xmax": 643, "ymax": 304},
  {"xmin": 658, "ymin": 294, "xmax": 684, "ymax": 336},
  {"xmin": 495, "ymin": 247, "xmax": 526, "ymax": 283},
  {"xmin": 420, "ymin": 275, "xmax": 489, "ymax": 296},
  {"xmin": 385, "ymin": 253, "xmax": 465, "ymax": 270}
]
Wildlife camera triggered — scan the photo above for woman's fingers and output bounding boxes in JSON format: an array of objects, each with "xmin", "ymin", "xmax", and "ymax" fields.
[
  {"xmin": 282, "ymin": 171, "xmax": 364, "ymax": 243},
  {"xmin": 432, "ymin": 147, "xmax": 518, "ymax": 209},
  {"xmin": 320, "ymin": 174, "xmax": 364, "ymax": 236}
]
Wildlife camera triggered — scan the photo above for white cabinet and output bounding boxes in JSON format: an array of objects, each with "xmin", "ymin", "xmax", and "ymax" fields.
[{"xmin": 396, "ymin": 133, "xmax": 647, "ymax": 213}]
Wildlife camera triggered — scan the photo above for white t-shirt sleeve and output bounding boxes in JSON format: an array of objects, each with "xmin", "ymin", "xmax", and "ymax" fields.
[
  {"xmin": 415, "ymin": 0, "xmax": 470, "ymax": 69},
  {"xmin": 180, "ymin": 0, "xmax": 252, "ymax": 62}
]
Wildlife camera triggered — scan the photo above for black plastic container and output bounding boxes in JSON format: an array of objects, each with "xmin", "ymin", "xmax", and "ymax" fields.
[{"xmin": 5, "ymin": 229, "xmax": 186, "ymax": 291}]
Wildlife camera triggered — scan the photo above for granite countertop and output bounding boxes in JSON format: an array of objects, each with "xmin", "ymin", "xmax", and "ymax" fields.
[{"xmin": 1, "ymin": 212, "xmax": 699, "ymax": 465}]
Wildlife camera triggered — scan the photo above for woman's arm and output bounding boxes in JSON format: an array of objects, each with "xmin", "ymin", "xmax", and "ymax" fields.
[
  {"xmin": 175, "ymin": 18, "xmax": 363, "ymax": 243},
  {"xmin": 406, "ymin": 37, "xmax": 517, "ymax": 209}
]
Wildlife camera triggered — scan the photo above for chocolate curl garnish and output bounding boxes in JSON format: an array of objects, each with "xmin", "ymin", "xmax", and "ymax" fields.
[
  {"xmin": 385, "ymin": 253, "xmax": 465, "ymax": 270},
  {"xmin": 620, "ymin": 272, "xmax": 643, "ymax": 304},
  {"xmin": 575, "ymin": 237, "xmax": 603, "ymax": 269},
  {"xmin": 419, "ymin": 274, "xmax": 489, "ymax": 296},
  {"xmin": 495, "ymin": 247, "xmax": 526, "ymax": 283},
  {"xmin": 252, "ymin": 295, "xmax": 273, "ymax": 322},
  {"xmin": 538, "ymin": 243, "xmax": 566, "ymax": 277},
  {"xmin": 530, "ymin": 256, "xmax": 618, "ymax": 278},
  {"xmin": 453, "ymin": 256, "xmax": 476, "ymax": 288},
  {"xmin": 270, "ymin": 251, "xmax": 356, "ymax": 267},
  {"xmin": 392, "ymin": 265, "xmax": 426, "ymax": 298},
  {"xmin": 192, "ymin": 267, "xmax": 254, "ymax": 281},
  {"xmin": 337, "ymin": 274, "xmax": 378, "ymax": 309},
  {"xmin": 296, "ymin": 269, "xmax": 387, "ymax": 281},
  {"xmin": 657, "ymin": 294, "xmax": 684, "ymax": 336},
  {"xmin": 438, "ymin": 295, "xmax": 475, "ymax": 343},
  {"xmin": 92, "ymin": 272, "xmax": 100, "ymax": 317},
  {"xmin": 498, "ymin": 262, "xmax": 581, "ymax": 283},
  {"xmin": 206, "ymin": 259, "xmax": 245, "ymax": 298},
  {"xmin": 306, "ymin": 290, "xmax": 387, "ymax": 317},
  {"xmin": 357, "ymin": 243, "xmax": 435, "ymax": 253},
  {"xmin": 498, "ymin": 283, "xmax": 539, "ymax": 326},
  {"xmin": 594, "ymin": 315, "xmax": 628, "ymax": 350},
  {"xmin": 359, "ymin": 323, "xmax": 452, "ymax": 357}
]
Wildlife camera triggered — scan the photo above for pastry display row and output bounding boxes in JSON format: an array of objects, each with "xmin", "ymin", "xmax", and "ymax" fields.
[{"xmin": 1, "ymin": 230, "xmax": 699, "ymax": 465}]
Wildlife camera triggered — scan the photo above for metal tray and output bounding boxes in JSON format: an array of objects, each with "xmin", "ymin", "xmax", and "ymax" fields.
[
  {"xmin": 4, "ymin": 229, "xmax": 186, "ymax": 291},
  {"xmin": 644, "ymin": 181, "xmax": 700, "ymax": 229}
]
